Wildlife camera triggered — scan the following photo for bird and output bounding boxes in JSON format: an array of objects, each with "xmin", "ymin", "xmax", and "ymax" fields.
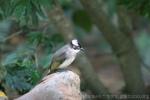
[{"xmin": 47, "ymin": 39, "xmax": 83, "ymax": 74}]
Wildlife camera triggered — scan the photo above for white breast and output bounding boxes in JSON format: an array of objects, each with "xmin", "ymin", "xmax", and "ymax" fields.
[
  {"xmin": 59, "ymin": 57, "xmax": 75, "ymax": 68},
  {"xmin": 66, "ymin": 47, "xmax": 80, "ymax": 57},
  {"xmin": 58, "ymin": 46, "xmax": 79, "ymax": 68}
]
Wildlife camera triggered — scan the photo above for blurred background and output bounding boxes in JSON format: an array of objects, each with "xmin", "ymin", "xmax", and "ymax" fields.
[{"xmin": 0, "ymin": 0, "xmax": 150, "ymax": 99}]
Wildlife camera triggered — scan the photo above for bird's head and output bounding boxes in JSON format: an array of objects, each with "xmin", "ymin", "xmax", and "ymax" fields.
[{"xmin": 70, "ymin": 39, "xmax": 84, "ymax": 52}]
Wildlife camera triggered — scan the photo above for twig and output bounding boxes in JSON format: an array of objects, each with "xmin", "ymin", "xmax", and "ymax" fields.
[
  {"xmin": 3, "ymin": 30, "xmax": 23, "ymax": 42},
  {"xmin": 34, "ymin": 53, "xmax": 39, "ymax": 68}
]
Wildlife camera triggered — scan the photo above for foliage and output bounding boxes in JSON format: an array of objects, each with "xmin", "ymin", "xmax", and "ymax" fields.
[
  {"xmin": 0, "ymin": 0, "xmax": 93, "ymax": 32},
  {"xmin": 0, "ymin": 64, "xmax": 7, "ymax": 81},
  {"xmin": 1, "ymin": 30, "xmax": 64, "ymax": 94},
  {"xmin": 27, "ymin": 31, "xmax": 64, "ymax": 52},
  {"xmin": 0, "ymin": 0, "xmax": 52, "ymax": 26},
  {"xmin": 58, "ymin": 0, "xmax": 72, "ymax": 9},
  {"xmin": 118, "ymin": 0, "xmax": 150, "ymax": 18},
  {"xmin": 73, "ymin": 10, "xmax": 92, "ymax": 32},
  {"xmin": 3, "ymin": 47, "xmax": 41, "ymax": 93}
]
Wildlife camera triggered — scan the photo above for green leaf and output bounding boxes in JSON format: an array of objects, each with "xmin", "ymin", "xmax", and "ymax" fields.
[
  {"xmin": 58, "ymin": 0, "xmax": 72, "ymax": 9},
  {"xmin": 2, "ymin": 53, "xmax": 18, "ymax": 66},
  {"xmin": 30, "ymin": 70, "xmax": 41, "ymax": 85},
  {"xmin": 27, "ymin": 31, "xmax": 44, "ymax": 45},
  {"xmin": 118, "ymin": 0, "xmax": 150, "ymax": 19},
  {"xmin": 0, "ymin": 64, "xmax": 7, "ymax": 81},
  {"xmin": 73, "ymin": 10, "xmax": 92, "ymax": 32},
  {"xmin": 33, "ymin": 0, "xmax": 53, "ymax": 8},
  {"xmin": 49, "ymin": 33, "xmax": 64, "ymax": 43},
  {"xmin": 2, "ymin": 46, "xmax": 41, "ymax": 92},
  {"xmin": 40, "ymin": 54, "xmax": 52, "ymax": 69}
]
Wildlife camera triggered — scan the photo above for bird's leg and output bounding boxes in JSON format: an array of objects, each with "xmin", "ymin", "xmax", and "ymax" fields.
[
  {"xmin": 57, "ymin": 68, "xmax": 68, "ymax": 72},
  {"xmin": 48, "ymin": 68, "xmax": 69, "ymax": 74}
]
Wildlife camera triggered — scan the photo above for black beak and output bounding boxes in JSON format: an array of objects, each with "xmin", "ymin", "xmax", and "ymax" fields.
[{"xmin": 80, "ymin": 48, "xmax": 84, "ymax": 51}]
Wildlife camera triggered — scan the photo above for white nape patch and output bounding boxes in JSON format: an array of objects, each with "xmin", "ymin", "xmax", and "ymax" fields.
[{"xmin": 72, "ymin": 39, "xmax": 79, "ymax": 46}]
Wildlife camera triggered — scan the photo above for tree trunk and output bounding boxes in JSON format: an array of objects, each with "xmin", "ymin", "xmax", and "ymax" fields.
[{"xmin": 80, "ymin": 0, "xmax": 145, "ymax": 94}]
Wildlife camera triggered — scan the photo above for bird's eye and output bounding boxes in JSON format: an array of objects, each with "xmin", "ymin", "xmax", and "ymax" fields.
[{"xmin": 73, "ymin": 45, "xmax": 79, "ymax": 50}]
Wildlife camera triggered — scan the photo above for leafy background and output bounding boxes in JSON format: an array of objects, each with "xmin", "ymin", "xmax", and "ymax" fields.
[{"xmin": 0, "ymin": 0, "xmax": 150, "ymax": 99}]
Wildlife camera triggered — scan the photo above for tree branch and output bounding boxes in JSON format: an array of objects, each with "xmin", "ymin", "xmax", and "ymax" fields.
[{"xmin": 80, "ymin": 0, "xmax": 145, "ymax": 94}]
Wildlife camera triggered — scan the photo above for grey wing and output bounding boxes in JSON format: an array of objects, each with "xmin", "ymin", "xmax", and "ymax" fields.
[
  {"xmin": 52, "ymin": 50, "xmax": 66, "ymax": 63},
  {"xmin": 53, "ymin": 44, "xmax": 69, "ymax": 58},
  {"xmin": 46, "ymin": 52, "xmax": 66, "ymax": 74},
  {"xmin": 48, "ymin": 45, "xmax": 68, "ymax": 73}
]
